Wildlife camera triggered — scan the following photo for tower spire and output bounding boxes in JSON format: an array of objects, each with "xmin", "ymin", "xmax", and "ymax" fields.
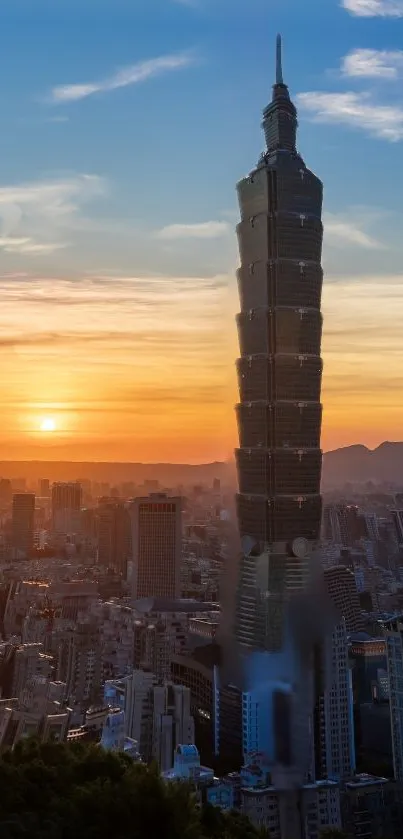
[
  {"xmin": 262, "ymin": 34, "xmax": 298, "ymax": 153},
  {"xmin": 276, "ymin": 33, "xmax": 283, "ymax": 85}
]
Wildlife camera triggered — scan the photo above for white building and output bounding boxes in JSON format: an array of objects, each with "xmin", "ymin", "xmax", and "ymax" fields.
[{"xmin": 319, "ymin": 620, "xmax": 356, "ymax": 781}]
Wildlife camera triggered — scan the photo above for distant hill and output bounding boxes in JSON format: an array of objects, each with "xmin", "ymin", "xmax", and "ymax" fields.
[
  {"xmin": 322, "ymin": 442, "xmax": 403, "ymax": 488},
  {"xmin": 0, "ymin": 443, "xmax": 402, "ymax": 489}
]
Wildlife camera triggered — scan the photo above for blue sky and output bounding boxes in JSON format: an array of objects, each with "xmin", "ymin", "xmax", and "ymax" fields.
[
  {"xmin": 0, "ymin": 0, "xmax": 402, "ymax": 276},
  {"xmin": 1, "ymin": 0, "xmax": 403, "ymax": 461}
]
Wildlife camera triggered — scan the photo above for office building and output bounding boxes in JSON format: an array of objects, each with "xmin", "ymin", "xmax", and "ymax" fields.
[
  {"xmin": 129, "ymin": 494, "xmax": 182, "ymax": 600},
  {"xmin": 52, "ymin": 482, "xmax": 82, "ymax": 535},
  {"xmin": 324, "ymin": 566, "xmax": 364, "ymax": 633},
  {"xmin": 97, "ymin": 499, "xmax": 131, "ymax": 575},
  {"xmin": 12, "ymin": 493, "xmax": 35, "ymax": 558},
  {"xmin": 234, "ymin": 34, "xmax": 324, "ymax": 653}
]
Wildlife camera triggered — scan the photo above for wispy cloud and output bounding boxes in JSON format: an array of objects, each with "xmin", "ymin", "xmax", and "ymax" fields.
[
  {"xmin": 342, "ymin": 0, "xmax": 403, "ymax": 15},
  {"xmin": 297, "ymin": 91, "xmax": 403, "ymax": 141},
  {"xmin": 0, "ymin": 237, "xmax": 67, "ymax": 255},
  {"xmin": 0, "ymin": 174, "xmax": 104, "ymax": 255},
  {"xmin": 342, "ymin": 49, "xmax": 403, "ymax": 79},
  {"xmin": 157, "ymin": 221, "xmax": 230, "ymax": 240},
  {"xmin": 324, "ymin": 211, "xmax": 384, "ymax": 249},
  {"xmin": 49, "ymin": 52, "xmax": 194, "ymax": 104}
]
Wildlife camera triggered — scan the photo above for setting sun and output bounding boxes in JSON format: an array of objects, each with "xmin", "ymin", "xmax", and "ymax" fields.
[{"xmin": 40, "ymin": 417, "xmax": 56, "ymax": 433}]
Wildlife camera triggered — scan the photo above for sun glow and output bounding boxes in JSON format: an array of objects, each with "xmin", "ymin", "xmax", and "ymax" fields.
[{"xmin": 40, "ymin": 417, "xmax": 56, "ymax": 433}]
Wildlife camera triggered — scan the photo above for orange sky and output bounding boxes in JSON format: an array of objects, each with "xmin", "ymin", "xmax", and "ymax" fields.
[{"xmin": 0, "ymin": 271, "xmax": 402, "ymax": 463}]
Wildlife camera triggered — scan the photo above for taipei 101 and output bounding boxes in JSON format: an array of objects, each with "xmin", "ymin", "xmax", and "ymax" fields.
[{"xmin": 0, "ymin": 2, "xmax": 402, "ymax": 838}]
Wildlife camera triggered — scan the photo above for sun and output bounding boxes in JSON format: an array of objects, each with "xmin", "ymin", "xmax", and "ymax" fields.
[{"xmin": 40, "ymin": 417, "xmax": 56, "ymax": 433}]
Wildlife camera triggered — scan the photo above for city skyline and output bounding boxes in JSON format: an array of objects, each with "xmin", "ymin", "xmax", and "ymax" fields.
[{"xmin": 1, "ymin": 0, "xmax": 403, "ymax": 462}]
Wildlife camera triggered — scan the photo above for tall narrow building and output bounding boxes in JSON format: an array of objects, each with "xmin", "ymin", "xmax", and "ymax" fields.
[
  {"xmin": 235, "ymin": 36, "xmax": 324, "ymax": 652},
  {"xmin": 129, "ymin": 494, "xmax": 182, "ymax": 600}
]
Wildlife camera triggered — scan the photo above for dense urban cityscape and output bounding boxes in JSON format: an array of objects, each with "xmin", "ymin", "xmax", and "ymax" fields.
[
  {"xmin": 1, "ymin": 31, "xmax": 403, "ymax": 838},
  {"xmin": 1, "ymin": 0, "xmax": 403, "ymax": 836}
]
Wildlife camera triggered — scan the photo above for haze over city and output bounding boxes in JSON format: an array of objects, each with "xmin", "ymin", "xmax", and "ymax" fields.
[{"xmin": 0, "ymin": 0, "xmax": 402, "ymax": 462}]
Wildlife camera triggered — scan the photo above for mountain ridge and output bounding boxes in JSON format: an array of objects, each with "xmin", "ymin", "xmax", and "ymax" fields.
[{"xmin": 0, "ymin": 443, "xmax": 402, "ymax": 488}]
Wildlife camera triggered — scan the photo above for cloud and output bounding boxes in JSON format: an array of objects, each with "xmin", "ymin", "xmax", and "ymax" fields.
[
  {"xmin": 49, "ymin": 52, "xmax": 193, "ymax": 104},
  {"xmin": 342, "ymin": 0, "xmax": 403, "ymax": 15},
  {"xmin": 297, "ymin": 91, "xmax": 403, "ymax": 141},
  {"xmin": 342, "ymin": 49, "xmax": 403, "ymax": 79},
  {"xmin": 157, "ymin": 221, "xmax": 230, "ymax": 240},
  {"xmin": 0, "ymin": 174, "xmax": 104, "ymax": 255},
  {"xmin": 0, "ymin": 237, "xmax": 67, "ymax": 255},
  {"xmin": 324, "ymin": 212, "xmax": 384, "ymax": 249}
]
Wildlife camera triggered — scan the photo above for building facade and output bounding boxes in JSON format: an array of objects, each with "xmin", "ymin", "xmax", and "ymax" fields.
[
  {"xmin": 129, "ymin": 494, "xmax": 182, "ymax": 600},
  {"xmin": 383, "ymin": 616, "xmax": 403, "ymax": 781},
  {"xmin": 52, "ymin": 482, "xmax": 82, "ymax": 535},
  {"xmin": 12, "ymin": 493, "xmax": 35, "ymax": 558}
]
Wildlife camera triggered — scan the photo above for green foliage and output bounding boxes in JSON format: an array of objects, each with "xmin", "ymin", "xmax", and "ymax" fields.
[{"xmin": 0, "ymin": 739, "xmax": 268, "ymax": 839}]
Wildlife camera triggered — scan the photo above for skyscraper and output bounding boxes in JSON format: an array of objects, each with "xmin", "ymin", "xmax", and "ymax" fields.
[
  {"xmin": 97, "ymin": 499, "xmax": 131, "ymax": 576},
  {"xmin": 52, "ymin": 482, "xmax": 82, "ymax": 535},
  {"xmin": 235, "ymin": 35, "xmax": 324, "ymax": 652},
  {"xmin": 129, "ymin": 494, "xmax": 182, "ymax": 600},
  {"xmin": 12, "ymin": 493, "xmax": 36, "ymax": 558}
]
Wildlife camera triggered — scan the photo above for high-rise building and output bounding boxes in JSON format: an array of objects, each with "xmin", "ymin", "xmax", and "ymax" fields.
[
  {"xmin": 152, "ymin": 683, "xmax": 195, "ymax": 771},
  {"xmin": 63, "ymin": 621, "xmax": 102, "ymax": 710},
  {"xmin": 323, "ymin": 566, "xmax": 364, "ymax": 634},
  {"xmin": 12, "ymin": 493, "xmax": 35, "ymax": 558},
  {"xmin": 315, "ymin": 620, "xmax": 356, "ymax": 781},
  {"xmin": 383, "ymin": 615, "xmax": 403, "ymax": 780},
  {"xmin": 234, "ymin": 35, "xmax": 324, "ymax": 653},
  {"xmin": 39, "ymin": 479, "xmax": 50, "ymax": 498},
  {"xmin": 128, "ymin": 494, "xmax": 182, "ymax": 600},
  {"xmin": 0, "ymin": 479, "xmax": 12, "ymax": 506},
  {"xmin": 97, "ymin": 499, "xmax": 131, "ymax": 576},
  {"xmin": 52, "ymin": 482, "xmax": 82, "ymax": 535}
]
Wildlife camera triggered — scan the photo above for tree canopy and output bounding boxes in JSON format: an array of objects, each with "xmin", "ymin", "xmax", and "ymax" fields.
[{"xmin": 0, "ymin": 739, "xmax": 268, "ymax": 839}]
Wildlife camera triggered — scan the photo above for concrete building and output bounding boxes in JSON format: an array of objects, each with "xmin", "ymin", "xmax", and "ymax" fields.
[
  {"xmin": 12, "ymin": 493, "xmax": 35, "ymax": 558},
  {"xmin": 129, "ymin": 494, "xmax": 182, "ymax": 600},
  {"xmin": 152, "ymin": 683, "xmax": 195, "ymax": 771},
  {"xmin": 63, "ymin": 621, "xmax": 102, "ymax": 711},
  {"xmin": 104, "ymin": 672, "xmax": 194, "ymax": 769},
  {"xmin": 340, "ymin": 774, "xmax": 403, "ymax": 839},
  {"xmin": 0, "ymin": 642, "xmax": 52, "ymax": 700},
  {"xmin": 316, "ymin": 621, "xmax": 356, "ymax": 781},
  {"xmin": 239, "ymin": 754, "xmax": 341, "ymax": 838}
]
